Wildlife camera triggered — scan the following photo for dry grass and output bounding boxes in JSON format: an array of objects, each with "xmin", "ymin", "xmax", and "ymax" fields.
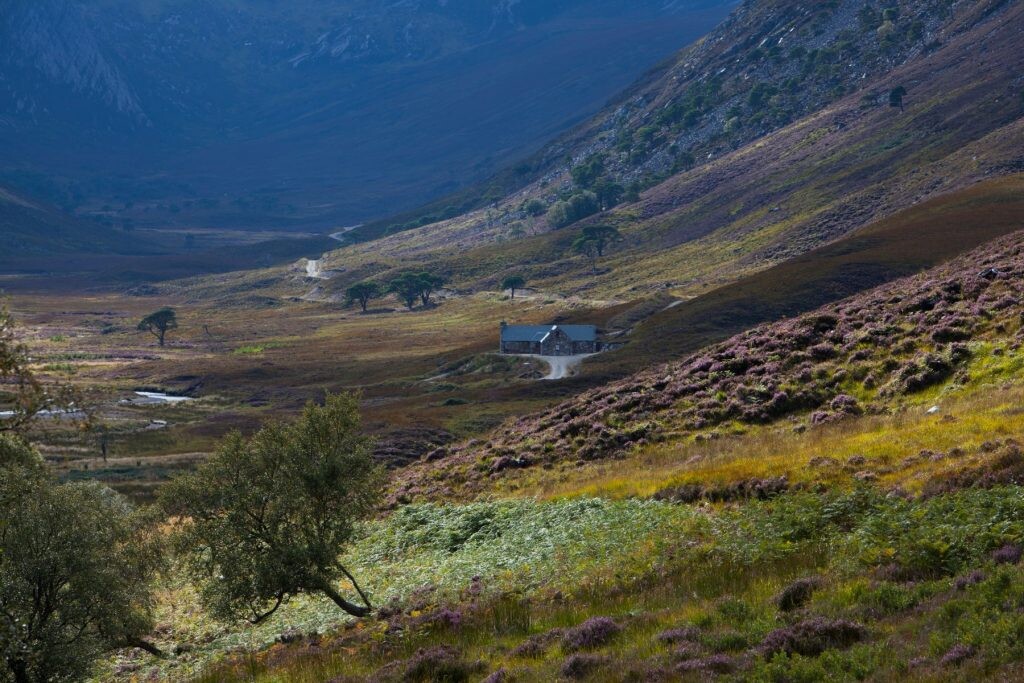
[{"xmin": 495, "ymin": 371, "xmax": 1024, "ymax": 503}]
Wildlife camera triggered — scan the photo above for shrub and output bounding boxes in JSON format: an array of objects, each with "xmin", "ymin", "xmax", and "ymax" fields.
[
  {"xmin": 939, "ymin": 644, "xmax": 976, "ymax": 667},
  {"xmin": 657, "ymin": 626, "xmax": 701, "ymax": 644},
  {"xmin": 776, "ymin": 578, "xmax": 821, "ymax": 612},
  {"xmin": 954, "ymin": 570, "xmax": 985, "ymax": 591},
  {"xmin": 561, "ymin": 654, "xmax": 607, "ymax": 679},
  {"xmin": 398, "ymin": 646, "xmax": 481, "ymax": 683},
  {"xmin": 562, "ymin": 617, "xmax": 622, "ymax": 652},
  {"xmin": 676, "ymin": 654, "xmax": 736, "ymax": 674},
  {"xmin": 512, "ymin": 629, "xmax": 564, "ymax": 658},
  {"xmin": 760, "ymin": 619, "xmax": 867, "ymax": 658},
  {"xmin": 992, "ymin": 544, "xmax": 1023, "ymax": 565}
]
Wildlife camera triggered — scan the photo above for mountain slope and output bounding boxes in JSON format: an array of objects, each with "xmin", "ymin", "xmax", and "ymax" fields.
[
  {"xmin": 0, "ymin": 0, "xmax": 735, "ymax": 228},
  {"xmin": 363, "ymin": 0, "xmax": 1013, "ymax": 237},
  {"xmin": 395, "ymin": 218, "xmax": 1024, "ymax": 502},
  {"xmin": 313, "ymin": 0, "xmax": 1023, "ymax": 318},
  {"xmin": 0, "ymin": 186, "xmax": 147, "ymax": 258}
]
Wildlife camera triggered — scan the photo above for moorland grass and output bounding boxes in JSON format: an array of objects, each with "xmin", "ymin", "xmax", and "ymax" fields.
[{"xmin": 172, "ymin": 486, "xmax": 1024, "ymax": 682}]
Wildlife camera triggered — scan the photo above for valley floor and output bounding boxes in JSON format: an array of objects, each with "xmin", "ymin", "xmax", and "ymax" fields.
[{"xmin": 6, "ymin": 282, "xmax": 612, "ymax": 500}]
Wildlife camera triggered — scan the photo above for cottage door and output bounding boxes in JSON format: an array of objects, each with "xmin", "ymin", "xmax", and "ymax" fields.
[{"xmin": 555, "ymin": 330, "xmax": 568, "ymax": 356}]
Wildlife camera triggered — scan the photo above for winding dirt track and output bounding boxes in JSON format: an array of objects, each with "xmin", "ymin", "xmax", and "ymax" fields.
[{"xmin": 527, "ymin": 354, "xmax": 594, "ymax": 380}]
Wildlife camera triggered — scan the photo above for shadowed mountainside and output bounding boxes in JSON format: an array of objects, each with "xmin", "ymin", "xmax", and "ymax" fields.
[
  {"xmin": 333, "ymin": 0, "xmax": 1024, "ymax": 301},
  {"xmin": 0, "ymin": 0, "xmax": 734, "ymax": 232}
]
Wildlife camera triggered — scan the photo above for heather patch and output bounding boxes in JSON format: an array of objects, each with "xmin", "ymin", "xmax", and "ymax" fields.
[
  {"xmin": 399, "ymin": 233, "xmax": 1024, "ymax": 500},
  {"xmin": 760, "ymin": 618, "xmax": 868, "ymax": 658},
  {"xmin": 560, "ymin": 617, "xmax": 621, "ymax": 652}
]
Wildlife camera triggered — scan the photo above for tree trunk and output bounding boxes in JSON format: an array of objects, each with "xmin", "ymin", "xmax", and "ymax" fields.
[
  {"xmin": 158, "ymin": 329, "xmax": 166, "ymax": 346},
  {"xmin": 125, "ymin": 636, "xmax": 166, "ymax": 658},
  {"xmin": 510, "ymin": 288, "xmax": 516, "ymax": 300},
  {"xmin": 315, "ymin": 578, "xmax": 372, "ymax": 618},
  {"xmin": 9, "ymin": 659, "xmax": 29, "ymax": 683}
]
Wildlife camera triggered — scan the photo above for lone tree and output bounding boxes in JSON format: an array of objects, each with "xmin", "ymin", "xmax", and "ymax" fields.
[
  {"xmin": 161, "ymin": 393, "xmax": 384, "ymax": 624},
  {"xmin": 889, "ymin": 85, "xmax": 907, "ymax": 112},
  {"xmin": 137, "ymin": 307, "xmax": 177, "ymax": 347},
  {"xmin": 389, "ymin": 273, "xmax": 426, "ymax": 310},
  {"xmin": 573, "ymin": 225, "xmax": 623, "ymax": 274},
  {"xmin": 502, "ymin": 275, "xmax": 526, "ymax": 300},
  {"xmin": 1, "ymin": 436, "xmax": 165, "ymax": 683},
  {"xmin": 346, "ymin": 282, "xmax": 380, "ymax": 313}
]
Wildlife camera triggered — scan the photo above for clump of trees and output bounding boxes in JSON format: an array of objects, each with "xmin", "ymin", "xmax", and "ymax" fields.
[
  {"xmin": 502, "ymin": 275, "xmax": 527, "ymax": 300},
  {"xmin": 138, "ymin": 307, "xmax": 177, "ymax": 347},
  {"xmin": 346, "ymin": 282, "xmax": 381, "ymax": 312},
  {"xmin": 161, "ymin": 394, "xmax": 384, "ymax": 622},
  {"xmin": 547, "ymin": 191, "xmax": 600, "ymax": 229},
  {"xmin": 389, "ymin": 272, "xmax": 447, "ymax": 310},
  {"xmin": 547, "ymin": 153, "xmax": 631, "ymax": 230},
  {"xmin": 573, "ymin": 225, "xmax": 624, "ymax": 274}
]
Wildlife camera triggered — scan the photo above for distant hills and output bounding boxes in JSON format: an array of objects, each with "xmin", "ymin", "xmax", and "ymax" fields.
[
  {"xmin": 0, "ymin": 0, "xmax": 735, "ymax": 231},
  {"xmin": 0, "ymin": 185, "xmax": 147, "ymax": 256}
]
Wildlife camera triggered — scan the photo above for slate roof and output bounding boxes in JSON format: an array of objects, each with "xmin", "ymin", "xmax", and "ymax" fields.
[{"xmin": 500, "ymin": 324, "xmax": 596, "ymax": 343}]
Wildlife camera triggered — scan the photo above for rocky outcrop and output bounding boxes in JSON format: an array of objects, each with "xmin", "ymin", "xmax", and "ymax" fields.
[{"xmin": 1, "ymin": 0, "xmax": 146, "ymax": 123}]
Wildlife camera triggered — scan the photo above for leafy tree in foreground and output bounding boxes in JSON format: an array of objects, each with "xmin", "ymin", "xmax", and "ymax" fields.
[
  {"xmin": 137, "ymin": 307, "xmax": 178, "ymax": 347},
  {"xmin": 0, "ymin": 306, "xmax": 79, "ymax": 432},
  {"xmin": 346, "ymin": 281, "xmax": 381, "ymax": 313},
  {"xmin": 502, "ymin": 275, "xmax": 526, "ymax": 300},
  {"xmin": 161, "ymin": 393, "xmax": 384, "ymax": 623},
  {"xmin": 0, "ymin": 436, "xmax": 164, "ymax": 683}
]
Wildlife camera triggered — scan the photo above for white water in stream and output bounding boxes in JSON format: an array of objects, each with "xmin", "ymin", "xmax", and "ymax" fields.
[{"xmin": 133, "ymin": 392, "xmax": 193, "ymax": 404}]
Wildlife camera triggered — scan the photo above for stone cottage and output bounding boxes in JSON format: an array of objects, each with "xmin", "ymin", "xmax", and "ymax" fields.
[{"xmin": 499, "ymin": 322, "xmax": 597, "ymax": 356}]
